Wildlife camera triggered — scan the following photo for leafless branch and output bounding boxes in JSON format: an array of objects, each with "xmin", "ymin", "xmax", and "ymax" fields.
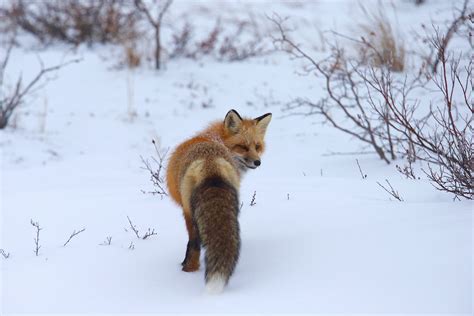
[
  {"xmin": 134, "ymin": 0, "xmax": 172, "ymax": 70},
  {"xmin": 141, "ymin": 140, "xmax": 168, "ymax": 198},
  {"xmin": 126, "ymin": 216, "xmax": 157, "ymax": 240},
  {"xmin": 377, "ymin": 179, "xmax": 404, "ymax": 201},
  {"xmin": 271, "ymin": 11, "xmax": 472, "ymax": 200},
  {"xmin": 0, "ymin": 249, "xmax": 10, "ymax": 259},
  {"xmin": 63, "ymin": 228, "xmax": 86, "ymax": 247},
  {"xmin": 0, "ymin": 33, "xmax": 81, "ymax": 128},
  {"xmin": 250, "ymin": 191, "xmax": 257, "ymax": 206},
  {"xmin": 128, "ymin": 241, "xmax": 135, "ymax": 250},
  {"xmin": 126, "ymin": 216, "xmax": 141, "ymax": 239},
  {"xmin": 142, "ymin": 228, "xmax": 157, "ymax": 240},
  {"xmin": 356, "ymin": 159, "xmax": 368, "ymax": 179},
  {"xmin": 396, "ymin": 162, "xmax": 419, "ymax": 180},
  {"xmin": 431, "ymin": 0, "xmax": 470, "ymax": 73},
  {"xmin": 30, "ymin": 219, "xmax": 42, "ymax": 256},
  {"xmin": 270, "ymin": 14, "xmax": 401, "ymax": 164}
]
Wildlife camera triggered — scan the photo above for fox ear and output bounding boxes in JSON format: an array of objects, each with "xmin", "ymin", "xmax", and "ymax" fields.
[
  {"xmin": 254, "ymin": 113, "xmax": 272, "ymax": 135},
  {"xmin": 224, "ymin": 109, "xmax": 243, "ymax": 134}
]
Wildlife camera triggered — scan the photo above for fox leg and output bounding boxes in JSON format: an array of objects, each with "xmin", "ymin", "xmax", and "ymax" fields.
[{"xmin": 181, "ymin": 211, "xmax": 201, "ymax": 272}]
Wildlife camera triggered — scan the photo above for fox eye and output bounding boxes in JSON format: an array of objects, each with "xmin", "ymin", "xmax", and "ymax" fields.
[
  {"xmin": 255, "ymin": 144, "xmax": 261, "ymax": 151},
  {"xmin": 235, "ymin": 145, "xmax": 249, "ymax": 152}
]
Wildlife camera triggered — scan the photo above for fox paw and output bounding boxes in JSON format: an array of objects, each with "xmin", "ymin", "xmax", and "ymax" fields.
[{"xmin": 182, "ymin": 262, "xmax": 200, "ymax": 272}]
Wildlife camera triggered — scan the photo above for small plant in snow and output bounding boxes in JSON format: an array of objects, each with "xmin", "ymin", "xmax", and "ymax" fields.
[
  {"xmin": 250, "ymin": 191, "xmax": 257, "ymax": 206},
  {"xmin": 63, "ymin": 228, "xmax": 86, "ymax": 247},
  {"xmin": 142, "ymin": 228, "xmax": 157, "ymax": 240},
  {"xmin": 126, "ymin": 216, "xmax": 157, "ymax": 240},
  {"xmin": 377, "ymin": 179, "xmax": 404, "ymax": 201},
  {"xmin": 100, "ymin": 236, "xmax": 113, "ymax": 246},
  {"xmin": 0, "ymin": 249, "xmax": 10, "ymax": 259},
  {"xmin": 30, "ymin": 219, "xmax": 42, "ymax": 256},
  {"xmin": 141, "ymin": 140, "xmax": 169, "ymax": 198},
  {"xmin": 356, "ymin": 159, "xmax": 368, "ymax": 179}
]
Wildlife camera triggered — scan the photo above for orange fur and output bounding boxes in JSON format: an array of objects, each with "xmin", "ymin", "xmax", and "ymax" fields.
[{"xmin": 166, "ymin": 110, "xmax": 271, "ymax": 276}]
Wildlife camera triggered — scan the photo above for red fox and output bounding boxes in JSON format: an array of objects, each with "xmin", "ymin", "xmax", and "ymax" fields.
[{"xmin": 166, "ymin": 109, "xmax": 272, "ymax": 293}]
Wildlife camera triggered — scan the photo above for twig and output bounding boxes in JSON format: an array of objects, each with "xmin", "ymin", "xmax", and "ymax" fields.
[
  {"xmin": 126, "ymin": 216, "xmax": 141, "ymax": 239},
  {"xmin": 396, "ymin": 163, "xmax": 418, "ymax": 180},
  {"xmin": 141, "ymin": 140, "xmax": 169, "ymax": 198},
  {"xmin": 142, "ymin": 228, "xmax": 157, "ymax": 240},
  {"xmin": 250, "ymin": 191, "xmax": 257, "ymax": 206},
  {"xmin": 30, "ymin": 219, "xmax": 42, "ymax": 256},
  {"xmin": 63, "ymin": 228, "xmax": 86, "ymax": 247},
  {"xmin": 126, "ymin": 216, "xmax": 158, "ymax": 240},
  {"xmin": 128, "ymin": 241, "xmax": 135, "ymax": 250},
  {"xmin": 99, "ymin": 236, "xmax": 112, "ymax": 246},
  {"xmin": 431, "ymin": 0, "xmax": 470, "ymax": 73},
  {"xmin": 0, "ymin": 249, "xmax": 10, "ymax": 259},
  {"xmin": 377, "ymin": 179, "xmax": 404, "ymax": 201},
  {"xmin": 356, "ymin": 159, "xmax": 368, "ymax": 179}
]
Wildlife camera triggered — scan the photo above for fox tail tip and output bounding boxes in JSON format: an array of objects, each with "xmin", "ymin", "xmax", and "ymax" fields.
[{"xmin": 205, "ymin": 273, "xmax": 227, "ymax": 294}]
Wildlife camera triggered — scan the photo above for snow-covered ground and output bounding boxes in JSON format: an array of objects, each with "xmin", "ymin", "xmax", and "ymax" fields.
[{"xmin": 1, "ymin": 0, "xmax": 472, "ymax": 314}]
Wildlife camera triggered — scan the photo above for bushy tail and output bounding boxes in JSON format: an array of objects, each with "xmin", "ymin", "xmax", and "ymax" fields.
[{"xmin": 190, "ymin": 175, "xmax": 240, "ymax": 294}]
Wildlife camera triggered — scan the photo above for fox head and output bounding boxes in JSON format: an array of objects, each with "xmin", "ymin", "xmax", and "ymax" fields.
[{"xmin": 222, "ymin": 109, "xmax": 272, "ymax": 171}]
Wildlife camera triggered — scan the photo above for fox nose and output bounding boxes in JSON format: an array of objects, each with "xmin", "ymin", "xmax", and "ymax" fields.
[{"xmin": 254, "ymin": 160, "xmax": 261, "ymax": 167}]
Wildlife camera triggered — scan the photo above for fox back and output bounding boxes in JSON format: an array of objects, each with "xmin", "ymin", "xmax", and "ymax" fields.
[{"xmin": 166, "ymin": 109, "xmax": 272, "ymax": 293}]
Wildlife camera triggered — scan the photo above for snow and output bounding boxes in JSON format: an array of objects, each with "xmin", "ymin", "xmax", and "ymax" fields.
[{"xmin": 1, "ymin": 0, "xmax": 472, "ymax": 314}]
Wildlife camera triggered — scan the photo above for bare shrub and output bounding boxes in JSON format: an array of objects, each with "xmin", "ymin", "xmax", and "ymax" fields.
[
  {"xmin": 271, "ymin": 14, "xmax": 406, "ymax": 164},
  {"xmin": 272, "ymin": 14, "xmax": 473, "ymax": 200},
  {"xmin": 0, "ymin": 33, "xmax": 80, "ymax": 129},
  {"xmin": 354, "ymin": 31, "xmax": 472, "ymax": 199},
  {"xmin": 126, "ymin": 216, "xmax": 158, "ymax": 240},
  {"xmin": 121, "ymin": 42, "xmax": 141, "ymax": 69},
  {"xmin": 0, "ymin": 0, "xmax": 140, "ymax": 47},
  {"xmin": 429, "ymin": 0, "xmax": 471, "ymax": 73},
  {"xmin": 134, "ymin": 0, "xmax": 173, "ymax": 70},
  {"xmin": 391, "ymin": 57, "xmax": 471, "ymax": 199},
  {"xmin": 377, "ymin": 179, "xmax": 404, "ymax": 201},
  {"xmin": 357, "ymin": 3, "xmax": 405, "ymax": 72},
  {"xmin": 196, "ymin": 20, "xmax": 221, "ymax": 57},
  {"xmin": 169, "ymin": 22, "xmax": 193, "ymax": 59},
  {"xmin": 1, "ymin": 1, "xmax": 271, "ymax": 68},
  {"xmin": 217, "ymin": 17, "xmax": 269, "ymax": 62},
  {"xmin": 413, "ymin": 0, "xmax": 471, "ymax": 74},
  {"xmin": 168, "ymin": 14, "xmax": 272, "ymax": 62},
  {"xmin": 141, "ymin": 140, "xmax": 169, "ymax": 197}
]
